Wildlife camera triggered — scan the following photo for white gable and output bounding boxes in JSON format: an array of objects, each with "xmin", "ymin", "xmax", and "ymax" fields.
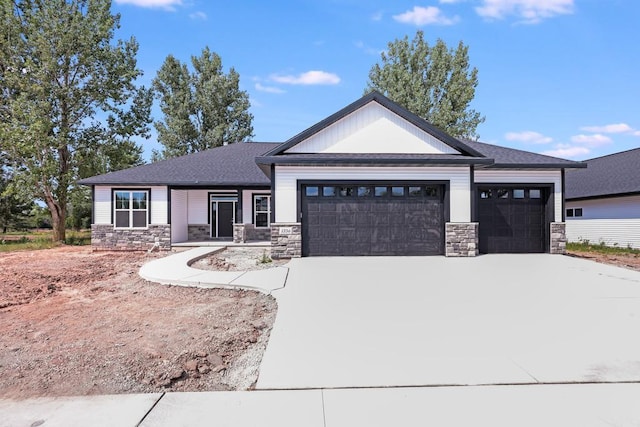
[{"xmin": 285, "ymin": 101, "xmax": 460, "ymax": 155}]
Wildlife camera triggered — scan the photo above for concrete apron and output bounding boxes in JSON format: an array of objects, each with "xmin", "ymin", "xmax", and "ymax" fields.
[{"xmin": 257, "ymin": 254, "xmax": 640, "ymax": 389}]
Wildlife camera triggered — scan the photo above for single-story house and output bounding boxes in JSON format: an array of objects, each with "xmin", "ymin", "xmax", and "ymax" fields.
[
  {"xmin": 565, "ymin": 148, "xmax": 640, "ymax": 249},
  {"xmin": 79, "ymin": 91, "xmax": 585, "ymax": 258}
]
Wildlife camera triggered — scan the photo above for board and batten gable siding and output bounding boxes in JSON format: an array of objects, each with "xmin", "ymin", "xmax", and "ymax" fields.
[
  {"xmin": 170, "ymin": 190, "xmax": 188, "ymax": 243},
  {"xmin": 284, "ymin": 102, "xmax": 460, "ymax": 155},
  {"xmin": 274, "ymin": 165, "xmax": 472, "ymax": 223},
  {"xmin": 474, "ymin": 170, "xmax": 563, "ymax": 222},
  {"xmin": 93, "ymin": 185, "xmax": 168, "ymax": 225}
]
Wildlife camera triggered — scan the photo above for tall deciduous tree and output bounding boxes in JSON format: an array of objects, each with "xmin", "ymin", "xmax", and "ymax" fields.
[
  {"xmin": 0, "ymin": 156, "xmax": 33, "ymax": 233},
  {"xmin": 0, "ymin": 0, "xmax": 152, "ymax": 241},
  {"xmin": 365, "ymin": 31, "xmax": 485, "ymax": 139},
  {"xmin": 152, "ymin": 47, "xmax": 253, "ymax": 160}
]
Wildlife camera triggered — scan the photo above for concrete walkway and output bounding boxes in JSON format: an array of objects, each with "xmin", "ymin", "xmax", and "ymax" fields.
[
  {"xmin": 3, "ymin": 383, "xmax": 640, "ymax": 426},
  {"xmin": 138, "ymin": 246, "xmax": 288, "ymax": 293}
]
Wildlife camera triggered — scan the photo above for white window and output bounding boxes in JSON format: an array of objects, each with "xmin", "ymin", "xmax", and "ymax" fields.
[
  {"xmin": 114, "ymin": 190, "xmax": 148, "ymax": 228},
  {"xmin": 253, "ymin": 195, "xmax": 271, "ymax": 228}
]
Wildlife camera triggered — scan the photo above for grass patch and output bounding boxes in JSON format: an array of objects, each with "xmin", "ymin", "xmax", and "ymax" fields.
[
  {"xmin": 0, "ymin": 230, "xmax": 90, "ymax": 252},
  {"xmin": 567, "ymin": 241, "xmax": 640, "ymax": 256}
]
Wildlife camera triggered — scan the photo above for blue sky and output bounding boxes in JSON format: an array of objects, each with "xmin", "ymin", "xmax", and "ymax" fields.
[{"xmin": 111, "ymin": 0, "xmax": 640, "ymax": 161}]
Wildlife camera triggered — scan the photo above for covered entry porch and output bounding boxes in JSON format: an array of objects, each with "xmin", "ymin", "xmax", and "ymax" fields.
[{"xmin": 169, "ymin": 188, "xmax": 272, "ymax": 245}]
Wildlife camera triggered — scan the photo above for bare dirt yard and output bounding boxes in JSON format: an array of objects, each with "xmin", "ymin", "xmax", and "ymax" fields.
[
  {"xmin": 0, "ymin": 246, "xmax": 277, "ymax": 399},
  {"xmin": 568, "ymin": 249, "xmax": 640, "ymax": 272},
  {"xmin": 191, "ymin": 247, "xmax": 289, "ymax": 271}
]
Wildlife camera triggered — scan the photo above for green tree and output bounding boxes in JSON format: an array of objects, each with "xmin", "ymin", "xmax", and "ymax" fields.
[
  {"xmin": 152, "ymin": 47, "xmax": 254, "ymax": 160},
  {"xmin": 0, "ymin": 0, "xmax": 152, "ymax": 241},
  {"xmin": 0, "ymin": 161, "xmax": 33, "ymax": 233},
  {"xmin": 365, "ymin": 31, "xmax": 485, "ymax": 139}
]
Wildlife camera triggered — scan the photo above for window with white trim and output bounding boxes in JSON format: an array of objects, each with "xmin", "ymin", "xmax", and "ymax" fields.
[
  {"xmin": 253, "ymin": 195, "xmax": 271, "ymax": 228},
  {"xmin": 114, "ymin": 190, "xmax": 148, "ymax": 228}
]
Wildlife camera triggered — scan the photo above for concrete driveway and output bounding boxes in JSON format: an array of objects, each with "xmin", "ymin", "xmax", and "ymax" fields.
[{"xmin": 257, "ymin": 254, "xmax": 640, "ymax": 389}]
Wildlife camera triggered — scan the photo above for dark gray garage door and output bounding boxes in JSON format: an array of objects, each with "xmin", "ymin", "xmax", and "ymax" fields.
[
  {"xmin": 477, "ymin": 187, "xmax": 547, "ymax": 253},
  {"xmin": 302, "ymin": 184, "xmax": 444, "ymax": 256}
]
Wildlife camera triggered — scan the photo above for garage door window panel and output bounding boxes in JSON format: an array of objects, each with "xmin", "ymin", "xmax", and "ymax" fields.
[{"xmin": 323, "ymin": 186, "xmax": 337, "ymax": 197}]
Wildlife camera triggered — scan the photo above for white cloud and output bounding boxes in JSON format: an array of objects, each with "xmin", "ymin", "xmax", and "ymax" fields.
[
  {"xmin": 476, "ymin": 0, "xmax": 574, "ymax": 24},
  {"xmin": 440, "ymin": 0, "xmax": 465, "ymax": 3},
  {"xmin": 633, "ymin": 131, "xmax": 640, "ymax": 137},
  {"xmin": 271, "ymin": 71, "xmax": 341, "ymax": 86},
  {"xmin": 541, "ymin": 145, "xmax": 590, "ymax": 159},
  {"xmin": 255, "ymin": 83, "xmax": 285, "ymax": 94},
  {"xmin": 504, "ymin": 130, "xmax": 553, "ymax": 144},
  {"xmin": 580, "ymin": 123, "xmax": 634, "ymax": 134},
  {"xmin": 355, "ymin": 41, "xmax": 383, "ymax": 56},
  {"xmin": 114, "ymin": 0, "xmax": 182, "ymax": 10},
  {"xmin": 570, "ymin": 133, "xmax": 613, "ymax": 147},
  {"xmin": 393, "ymin": 6, "xmax": 460, "ymax": 26},
  {"xmin": 581, "ymin": 123, "xmax": 632, "ymax": 133},
  {"xmin": 371, "ymin": 11, "xmax": 383, "ymax": 21},
  {"xmin": 189, "ymin": 11, "xmax": 207, "ymax": 20}
]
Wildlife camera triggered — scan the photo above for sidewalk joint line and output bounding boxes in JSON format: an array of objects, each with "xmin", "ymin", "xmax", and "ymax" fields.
[
  {"xmin": 510, "ymin": 358, "xmax": 540, "ymax": 383},
  {"xmin": 321, "ymin": 388, "xmax": 327, "ymax": 427},
  {"xmin": 136, "ymin": 392, "xmax": 165, "ymax": 427},
  {"xmin": 255, "ymin": 379, "xmax": 640, "ymax": 392}
]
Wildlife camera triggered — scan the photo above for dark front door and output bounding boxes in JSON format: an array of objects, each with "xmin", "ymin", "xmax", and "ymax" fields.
[
  {"xmin": 302, "ymin": 184, "xmax": 445, "ymax": 256},
  {"xmin": 477, "ymin": 187, "xmax": 547, "ymax": 253},
  {"xmin": 217, "ymin": 201, "xmax": 234, "ymax": 238}
]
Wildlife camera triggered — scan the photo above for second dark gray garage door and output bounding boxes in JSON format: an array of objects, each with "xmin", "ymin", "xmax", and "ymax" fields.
[{"xmin": 301, "ymin": 184, "xmax": 444, "ymax": 256}]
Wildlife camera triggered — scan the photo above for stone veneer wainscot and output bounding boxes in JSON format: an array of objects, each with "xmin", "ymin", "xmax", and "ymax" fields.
[
  {"xmin": 233, "ymin": 224, "xmax": 271, "ymax": 243},
  {"xmin": 550, "ymin": 222, "xmax": 567, "ymax": 254},
  {"xmin": 91, "ymin": 224, "xmax": 171, "ymax": 251},
  {"xmin": 270, "ymin": 223, "xmax": 302, "ymax": 259},
  {"xmin": 445, "ymin": 222, "xmax": 479, "ymax": 257}
]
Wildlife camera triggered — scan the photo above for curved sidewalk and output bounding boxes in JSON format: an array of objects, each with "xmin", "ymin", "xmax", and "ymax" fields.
[{"xmin": 139, "ymin": 246, "xmax": 288, "ymax": 293}]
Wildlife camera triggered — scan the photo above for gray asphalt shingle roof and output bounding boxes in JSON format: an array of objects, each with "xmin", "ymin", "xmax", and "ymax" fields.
[
  {"xmin": 460, "ymin": 139, "xmax": 584, "ymax": 168},
  {"xmin": 78, "ymin": 142, "xmax": 278, "ymax": 186},
  {"xmin": 79, "ymin": 93, "xmax": 584, "ymax": 187},
  {"xmin": 565, "ymin": 147, "xmax": 640, "ymax": 199}
]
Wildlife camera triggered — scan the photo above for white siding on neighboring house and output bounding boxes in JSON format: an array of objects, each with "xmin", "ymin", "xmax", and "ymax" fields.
[
  {"xmin": 474, "ymin": 170, "xmax": 563, "ymax": 222},
  {"xmin": 566, "ymin": 196, "xmax": 640, "ymax": 249},
  {"xmin": 566, "ymin": 219, "xmax": 640, "ymax": 249},
  {"xmin": 285, "ymin": 102, "xmax": 460, "ymax": 155},
  {"xmin": 94, "ymin": 186, "xmax": 112, "ymax": 224},
  {"xmin": 93, "ymin": 185, "xmax": 168, "ymax": 225},
  {"xmin": 187, "ymin": 190, "xmax": 209, "ymax": 224},
  {"xmin": 150, "ymin": 186, "xmax": 168, "ymax": 224},
  {"xmin": 274, "ymin": 165, "xmax": 471, "ymax": 223},
  {"xmin": 170, "ymin": 190, "xmax": 188, "ymax": 243},
  {"xmin": 566, "ymin": 195, "xmax": 640, "ymax": 219}
]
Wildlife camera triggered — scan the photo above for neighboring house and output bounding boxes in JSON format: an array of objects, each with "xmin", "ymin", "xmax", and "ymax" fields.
[
  {"xmin": 79, "ymin": 92, "xmax": 585, "ymax": 258},
  {"xmin": 565, "ymin": 148, "xmax": 640, "ymax": 249}
]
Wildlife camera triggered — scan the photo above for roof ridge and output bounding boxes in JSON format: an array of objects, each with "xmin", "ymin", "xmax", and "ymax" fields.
[
  {"xmin": 584, "ymin": 146, "xmax": 640, "ymax": 161},
  {"xmin": 461, "ymin": 138, "xmax": 580, "ymax": 163}
]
